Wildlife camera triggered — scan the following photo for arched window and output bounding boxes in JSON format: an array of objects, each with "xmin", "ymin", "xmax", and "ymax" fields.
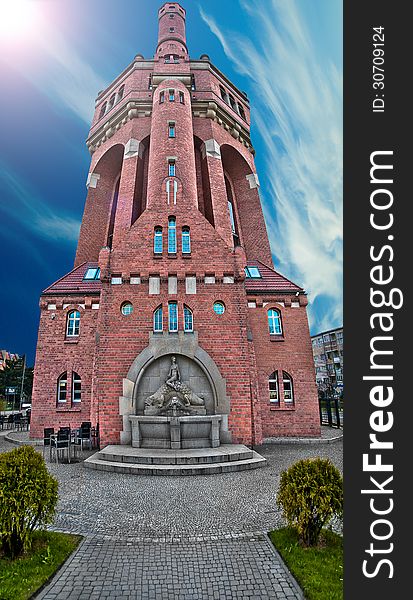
[
  {"xmin": 72, "ymin": 372, "xmax": 81, "ymax": 403},
  {"xmin": 220, "ymin": 86, "xmax": 228, "ymax": 103},
  {"xmin": 268, "ymin": 371, "xmax": 279, "ymax": 404},
  {"xmin": 117, "ymin": 85, "xmax": 125, "ymax": 102},
  {"xmin": 238, "ymin": 104, "xmax": 246, "ymax": 120},
  {"xmin": 168, "ymin": 217, "xmax": 177, "ymax": 253},
  {"xmin": 227, "ymin": 200, "xmax": 236, "ymax": 234},
  {"xmin": 154, "ymin": 227, "xmax": 163, "ymax": 254},
  {"xmin": 153, "ymin": 306, "xmax": 163, "ymax": 332},
  {"xmin": 168, "ymin": 302, "xmax": 178, "ymax": 332},
  {"xmin": 184, "ymin": 305, "xmax": 193, "ymax": 332},
  {"xmin": 108, "ymin": 93, "xmax": 116, "ymax": 111},
  {"xmin": 67, "ymin": 310, "xmax": 80, "ymax": 337},
  {"xmin": 182, "ymin": 227, "xmax": 191, "ymax": 254},
  {"xmin": 57, "ymin": 372, "xmax": 67, "ymax": 403},
  {"xmin": 228, "ymin": 94, "xmax": 237, "ymax": 111},
  {"xmin": 99, "ymin": 102, "xmax": 107, "ymax": 119},
  {"xmin": 283, "ymin": 371, "xmax": 294, "ymax": 404},
  {"xmin": 267, "ymin": 308, "xmax": 282, "ymax": 335}
]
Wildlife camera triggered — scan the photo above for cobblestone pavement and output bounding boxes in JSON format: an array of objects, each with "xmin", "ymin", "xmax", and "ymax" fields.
[
  {"xmin": 36, "ymin": 534, "xmax": 304, "ymax": 600},
  {"xmin": 1, "ymin": 430, "xmax": 342, "ymax": 598}
]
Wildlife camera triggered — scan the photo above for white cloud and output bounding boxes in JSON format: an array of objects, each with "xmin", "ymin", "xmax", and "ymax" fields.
[
  {"xmin": 200, "ymin": 0, "xmax": 343, "ymax": 332},
  {"xmin": 0, "ymin": 162, "xmax": 80, "ymax": 243}
]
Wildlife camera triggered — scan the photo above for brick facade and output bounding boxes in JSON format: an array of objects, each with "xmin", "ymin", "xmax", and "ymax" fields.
[{"xmin": 31, "ymin": 2, "xmax": 320, "ymax": 445}]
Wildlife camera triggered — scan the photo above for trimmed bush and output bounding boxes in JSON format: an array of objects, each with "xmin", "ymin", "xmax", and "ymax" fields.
[
  {"xmin": 277, "ymin": 458, "xmax": 343, "ymax": 546},
  {"xmin": 0, "ymin": 446, "xmax": 58, "ymax": 558}
]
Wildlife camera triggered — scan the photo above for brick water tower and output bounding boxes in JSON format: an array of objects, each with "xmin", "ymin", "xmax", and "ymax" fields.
[{"xmin": 30, "ymin": 2, "xmax": 320, "ymax": 448}]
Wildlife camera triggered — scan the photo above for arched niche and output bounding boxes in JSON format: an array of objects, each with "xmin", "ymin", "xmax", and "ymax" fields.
[{"xmin": 119, "ymin": 332, "xmax": 231, "ymax": 445}]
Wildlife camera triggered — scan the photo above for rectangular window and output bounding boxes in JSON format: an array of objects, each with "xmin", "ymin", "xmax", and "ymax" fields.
[
  {"xmin": 160, "ymin": 91, "xmax": 165, "ymax": 103},
  {"xmin": 83, "ymin": 267, "xmax": 100, "ymax": 280},
  {"xmin": 168, "ymin": 218, "xmax": 177, "ymax": 253},
  {"xmin": 57, "ymin": 377, "xmax": 67, "ymax": 403},
  {"xmin": 182, "ymin": 228, "xmax": 191, "ymax": 253},
  {"xmin": 179, "ymin": 91, "xmax": 185, "ymax": 104},
  {"xmin": 169, "ymin": 89, "xmax": 175, "ymax": 102},
  {"xmin": 72, "ymin": 374, "xmax": 81, "ymax": 403},
  {"xmin": 191, "ymin": 75, "xmax": 196, "ymax": 91},
  {"xmin": 111, "ymin": 276, "xmax": 122, "ymax": 285},
  {"xmin": 227, "ymin": 200, "xmax": 236, "ymax": 234},
  {"xmin": 168, "ymin": 302, "xmax": 178, "ymax": 332},
  {"xmin": 245, "ymin": 266, "xmax": 261, "ymax": 278},
  {"xmin": 269, "ymin": 373, "xmax": 279, "ymax": 404},
  {"xmin": 168, "ymin": 122, "xmax": 176, "ymax": 138},
  {"xmin": 169, "ymin": 27, "xmax": 175, "ymax": 32},
  {"xmin": 168, "ymin": 160, "xmax": 176, "ymax": 177}
]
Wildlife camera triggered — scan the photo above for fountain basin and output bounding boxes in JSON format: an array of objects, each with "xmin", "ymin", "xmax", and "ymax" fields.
[{"xmin": 129, "ymin": 415, "xmax": 222, "ymax": 449}]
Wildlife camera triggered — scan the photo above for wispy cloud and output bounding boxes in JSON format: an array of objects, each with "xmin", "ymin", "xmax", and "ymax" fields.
[
  {"xmin": 0, "ymin": 162, "xmax": 80, "ymax": 243},
  {"xmin": 200, "ymin": 0, "xmax": 342, "ymax": 333}
]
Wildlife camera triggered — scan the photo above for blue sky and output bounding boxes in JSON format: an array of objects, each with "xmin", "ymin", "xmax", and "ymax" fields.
[{"xmin": 0, "ymin": 0, "xmax": 342, "ymax": 365}]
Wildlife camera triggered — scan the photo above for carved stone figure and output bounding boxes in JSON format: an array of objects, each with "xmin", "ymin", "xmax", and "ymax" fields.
[{"xmin": 144, "ymin": 356, "xmax": 206, "ymax": 415}]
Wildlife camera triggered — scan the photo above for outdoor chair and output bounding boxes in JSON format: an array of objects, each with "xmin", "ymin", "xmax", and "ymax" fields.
[
  {"xmin": 76, "ymin": 424, "xmax": 93, "ymax": 452},
  {"xmin": 43, "ymin": 427, "xmax": 54, "ymax": 458},
  {"xmin": 50, "ymin": 428, "xmax": 71, "ymax": 463}
]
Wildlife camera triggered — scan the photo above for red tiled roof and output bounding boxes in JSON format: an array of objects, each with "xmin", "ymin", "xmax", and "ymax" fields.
[
  {"xmin": 245, "ymin": 260, "xmax": 303, "ymax": 294},
  {"xmin": 42, "ymin": 262, "xmax": 101, "ymax": 295}
]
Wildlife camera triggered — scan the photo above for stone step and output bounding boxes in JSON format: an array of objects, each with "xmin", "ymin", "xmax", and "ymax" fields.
[
  {"xmin": 95, "ymin": 444, "xmax": 254, "ymax": 466},
  {"xmin": 83, "ymin": 446, "xmax": 267, "ymax": 476}
]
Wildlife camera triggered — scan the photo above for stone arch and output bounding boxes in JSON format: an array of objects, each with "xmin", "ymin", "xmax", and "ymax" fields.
[{"xmin": 119, "ymin": 332, "xmax": 231, "ymax": 444}]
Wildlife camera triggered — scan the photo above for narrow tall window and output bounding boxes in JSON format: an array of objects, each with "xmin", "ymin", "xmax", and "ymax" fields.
[
  {"xmin": 154, "ymin": 227, "xmax": 163, "ymax": 254},
  {"xmin": 168, "ymin": 217, "xmax": 177, "ymax": 253},
  {"xmin": 57, "ymin": 372, "xmax": 67, "ymax": 403},
  {"xmin": 148, "ymin": 74, "xmax": 153, "ymax": 90},
  {"xmin": 182, "ymin": 227, "xmax": 191, "ymax": 254},
  {"xmin": 179, "ymin": 91, "xmax": 185, "ymax": 104},
  {"xmin": 283, "ymin": 371, "xmax": 294, "ymax": 404},
  {"xmin": 168, "ymin": 122, "xmax": 176, "ymax": 138},
  {"xmin": 168, "ymin": 160, "xmax": 176, "ymax": 177},
  {"xmin": 153, "ymin": 306, "xmax": 163, "ymax": 332},
  {"xmin": 227, "ymin": 200, "xmax": 236, "ymax": 234},
  {"xmin": 72, "ymin": 372, "xmax": 81, "ymax": 403},
  {"xmin": 108, "ymin": 93, "xmax": 116, "ymax": 111},
  {"xmin": 228, "ymin": 94, "xmax": 237, "ymax": 111},
  {"xmin": 268, "ymin": 309, "xmax": 282, "ymax": 335},
  {"xmin": 269, "ymin": 371, "xmax": 279, "ymax": 404},
  {"xmin": 238, "ymin": 104, "xmax": 246, "ymax": 120},
  {"xmin": 184, "ymin": 305, "xmax": 193, "ymax": 332},
  {"xmin": 220, "ymin": 86, "xmax": 227, "ymax": 103},
  {"xmin": 99, "ymin": 102, "xmax": 107, "ymax": 119},
  {"xmin": 117, "ymin": 85, "xmax": 125, "ymax": 102},
  {"xmin": 169, "ymin": 89, "xmax": 175, "ymax": 102},
  {"xmin": 67, "ymin": 310, "xmax": 80, "ymax": 337},
  {"xmin": 168, "ymin": 302, "xmax": 178, "ymax": 332},
  {"xmin": 160, "ymin": 91, "xmax": 165, "ymax": 104},
  {"xmin": 191, "ymin": 75, "xmax": 196, "ymax": 91}
]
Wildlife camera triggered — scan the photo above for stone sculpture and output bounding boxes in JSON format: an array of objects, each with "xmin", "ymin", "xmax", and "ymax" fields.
[{"xmin": 144, "ymin": 356, "xmax": 206, "ymax": 416}]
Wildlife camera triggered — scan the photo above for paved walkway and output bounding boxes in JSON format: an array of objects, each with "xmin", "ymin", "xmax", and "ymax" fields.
[
  {"xmin": 1, "ymin": 429, "xmax": 342, "ymax": 599},
  {"xmin": 35, "ymin": 534, "xmax": 304, "ymax": 599}
]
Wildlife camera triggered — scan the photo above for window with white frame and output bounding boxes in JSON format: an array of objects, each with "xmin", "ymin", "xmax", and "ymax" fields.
[
  {"xmin": 66, "ymin": 310, "xmax": 80, "ymax": 337},
  {"xmin": 168, "ymin": 217, "xmax": 177, "ymax": 253},
  {"xmin": 267, "ymin": 308, "xmax": 282, "ymax": 335},
  {"xmin": 154, "ymin": 227, "xmax": 163, "ymax": 254},
  {"xmin": 182, "ymin": 227, "xmax": 191, "ymax": 253},
  {"xmin": 168, "ymin": 122, "xmax": 176, "ymax": 138},
  {"xmin": 57, "ymin": 372, "xmax": 67, "ymax": 403},
  {"xmin": 184, "ymin": 305, "xmax": 193, "ymax": 332},
  {"xmin": 283, "ymin": 371, "xmax": 294, "ymax": 404},
  {"xmin": 72, "ymin": 372, "xmax": 81, "ymax": 403},
  {"xmin": 153, "ymin": 306, "xmax": 163, "ymax": 332},
  {"xmin": 168, "ymin": 302, "xmax": 178, "ymax": 332},
  {"xmin": 268, "ymin": 371, "xmax": 279, "ymax": 404},
  {"xmin": 168, "ymin": 159, "xmax": 176, "ymax": 177}
]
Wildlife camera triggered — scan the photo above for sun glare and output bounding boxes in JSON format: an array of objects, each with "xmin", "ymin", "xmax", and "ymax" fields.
[{"xmin": 0, "ymin": 0, "xmax": 38, "ymax": 41}]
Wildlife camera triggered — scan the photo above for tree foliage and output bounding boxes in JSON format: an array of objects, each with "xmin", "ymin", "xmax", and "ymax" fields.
[
  {"xmin": 277, "ymin": 458, "xmax": 343, "ymax": 547},
  {"xmin": 0, "ymin": 446, "xmax": 58, "ymax": 558}
]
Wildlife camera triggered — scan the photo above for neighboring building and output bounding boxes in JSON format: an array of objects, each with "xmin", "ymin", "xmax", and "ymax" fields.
[
  {"xmin": 0, "ymin": 350, "xmax": 20, "ymax": 371},
  {"xmin": 311, "ymin": 327, "xmax": 344, "ymax": 395},
  {"xmin": 30, "ymin": 3, "xmax": 320, "ymax": 446}
]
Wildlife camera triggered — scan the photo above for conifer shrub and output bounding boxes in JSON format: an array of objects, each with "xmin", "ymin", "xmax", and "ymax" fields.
[
  {"xmin": 0, "ymin": 446, "xmax": 58, "ymax": 558},
  {"xmin": 277, "ymin": 458, "xmax": 343, "ymax": 546}
]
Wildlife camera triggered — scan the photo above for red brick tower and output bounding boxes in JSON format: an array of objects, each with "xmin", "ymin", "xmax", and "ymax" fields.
[{"xmin": 30, "ymin": 3, "xmax": 320, "ymax": 446}]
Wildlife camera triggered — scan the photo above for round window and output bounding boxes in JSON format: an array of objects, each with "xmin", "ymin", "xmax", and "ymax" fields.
[
  {"xmin": 121, "ymin": 302, "xmax": 133, "ymax": 316},
  {"xmin": 213, "ymin": 301, "xmax": 225, "ymax": 315}
]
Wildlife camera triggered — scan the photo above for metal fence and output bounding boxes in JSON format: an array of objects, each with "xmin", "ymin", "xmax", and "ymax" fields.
[{"xmin": 319, "ymin": 397, "xmax": 343, "ymax": 428}]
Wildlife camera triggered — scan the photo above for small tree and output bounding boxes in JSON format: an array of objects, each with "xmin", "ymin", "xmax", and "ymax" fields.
[
  {"xmin": 277, "ymin": 458, "xmax": 343, "ymax": 546},
  {"xmin": 0, "ymin": 446, "xmax": 58, "ymax": 558}
]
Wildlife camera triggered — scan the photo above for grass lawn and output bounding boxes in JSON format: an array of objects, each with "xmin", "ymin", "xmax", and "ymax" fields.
[
  {"xmin": 269, "ymin": 527, "xmax": 343, "ymax": 600},
  {"xmin": 0, "ymin": 531, "xmax": 82, "ymax": 600}
]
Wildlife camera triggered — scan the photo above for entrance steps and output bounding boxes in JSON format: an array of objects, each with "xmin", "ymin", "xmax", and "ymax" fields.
[{"xmin": 84, "ymin": 444, "xmax": 266, "ymax": 476}]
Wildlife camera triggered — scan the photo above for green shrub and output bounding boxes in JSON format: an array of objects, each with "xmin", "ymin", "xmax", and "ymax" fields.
[
  {"xmin": 0, "ymin": 446, "xmax": 58, "ymax": 558},
  {"xmin": 277, "ymin": 458, "xmax": 343, "ymax": 547}
]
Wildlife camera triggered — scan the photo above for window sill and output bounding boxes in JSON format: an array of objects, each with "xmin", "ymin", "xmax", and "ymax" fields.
[
  {"xmin": 269, "ymin": 405, "xmax": 296, "ymax": 411},
  {"xmin": 153, "ymin": 253, "xmax": 163, "ymax": 259},
  {"xmin": 182, "ymin": 253, "xmax": 191, "ymax": 259},
  {"xmin": 269, "ymin": 335, "xmax": 285, "ymax": 342},
  {"xmin": 56, "ymin": 407, "xmax": 82, "ymax": 412},
  {"xmin": 64, "ymin": 338, "xmax": 79, "ymax": 344},
  {"xmin": 167, "ymin": 253, "xmax": 178, "ymax": 259}
]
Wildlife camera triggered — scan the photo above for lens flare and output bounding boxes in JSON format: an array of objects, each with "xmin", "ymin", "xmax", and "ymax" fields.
[{"xmin": 0, "ymin": 0, "xmax": 37, "ymax": 41}]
